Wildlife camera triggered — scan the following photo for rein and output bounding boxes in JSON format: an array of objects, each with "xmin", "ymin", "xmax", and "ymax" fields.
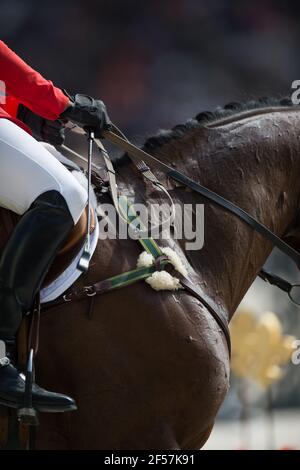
[{"xmin": 102, "ymin": 126, "xmax": 300, "ymax": 288}]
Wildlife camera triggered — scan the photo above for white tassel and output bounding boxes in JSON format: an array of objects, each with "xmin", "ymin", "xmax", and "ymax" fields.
[
  {"xmin": 136, "ymin": 247, "xmax": 187, "ymax": 291},
  {"xmin": 146, "ymin": 271, "xmax": 182, "ymax": 291},
  {"xmin": 160, "ymin": 247, "xmax": 188, "ymax": 277},
  {"xmin": 137, "ymin": 251, "xmax": 154, "ymax": 268}
]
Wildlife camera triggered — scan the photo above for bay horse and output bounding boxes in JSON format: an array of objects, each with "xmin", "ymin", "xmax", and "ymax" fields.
[{"xmin": 1, "ymin": 97, "xmax": 300, "ymax": 449}]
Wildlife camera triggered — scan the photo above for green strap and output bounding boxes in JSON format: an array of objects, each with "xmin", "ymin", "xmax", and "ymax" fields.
[
  {"xmin": 100, "ymin": 259, "xmax": 170, "ymax": 293},
  {"xmin": 118, "ymin": 196, "xmax": 162, "ymax": 258},
  {"xmin": 91, "ymin": 196, "xmax": 168, "ymax": 293}
]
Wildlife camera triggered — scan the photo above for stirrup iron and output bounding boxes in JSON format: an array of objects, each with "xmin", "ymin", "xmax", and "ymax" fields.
[{"xmin": 17, "ymin": 349, "xmax": 38, "ymax": 426}]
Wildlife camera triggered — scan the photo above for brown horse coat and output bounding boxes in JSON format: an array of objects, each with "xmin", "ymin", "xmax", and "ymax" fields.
[{"xmin": 1, "ymin": 100, "xmax": 300, "ymax": 449}]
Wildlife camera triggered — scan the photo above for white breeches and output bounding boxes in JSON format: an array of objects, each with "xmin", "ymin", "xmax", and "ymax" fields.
[{"xmin": 0, "ymin": 119, "xmax": 87, "ymax": 224}]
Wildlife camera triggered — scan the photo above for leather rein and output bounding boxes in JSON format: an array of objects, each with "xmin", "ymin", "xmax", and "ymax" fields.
[{"xmin": 102, "ymin": 125, "xmax": 300, "ymax": 281}]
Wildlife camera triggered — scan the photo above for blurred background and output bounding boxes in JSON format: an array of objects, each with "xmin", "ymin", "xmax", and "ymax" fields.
[{"xmin": 2, "ymin": 0, "xmax": 300, "ymax": 449}]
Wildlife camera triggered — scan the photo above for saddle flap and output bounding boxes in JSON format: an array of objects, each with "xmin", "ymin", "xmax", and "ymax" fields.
[
  {"xmin": 0, "ymin": 205, "xmax": 96, "ymax": 289},
  {"xmin": 42, "ymin": 205, "xmax": 96, "ymax": 287}
]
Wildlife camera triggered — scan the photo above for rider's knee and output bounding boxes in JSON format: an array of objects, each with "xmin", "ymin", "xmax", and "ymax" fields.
[
  {"xmin": 66, "ymin": 178, "xmax": 88, "ymax": 225},
  {"xmin": 34, "ymin": 179, "xmax": 88, "ymax": 226}
]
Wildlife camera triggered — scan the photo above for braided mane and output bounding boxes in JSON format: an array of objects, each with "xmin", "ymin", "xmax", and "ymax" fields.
[
  {"xmin": 144, "ymin": 96, "xmax": 293, "ymax": 152},
  {"xmin": 114, "ymin": 96, "xmax": 293, "ymax": 166}
]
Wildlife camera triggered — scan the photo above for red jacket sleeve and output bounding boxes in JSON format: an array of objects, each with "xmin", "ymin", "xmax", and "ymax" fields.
[{"xmin": 0, "ymin": 40, "xmax": 69, "ymax": 120}]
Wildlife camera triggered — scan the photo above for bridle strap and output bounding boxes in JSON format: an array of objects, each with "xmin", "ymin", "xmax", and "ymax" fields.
[
  {"xmin": 102, "ymin": 128, "xmax": 300, "ymax": 268},
  {"xmin": 94, "ymin": 136, "xmax": 176, "ymax": 236},
  {"xmin": 164, "ymin": 264, "xmax": 231, "ymax": 353},
  {"xmin": 168, "ymin": 170, "xmax": 300, "ymax": 266}
]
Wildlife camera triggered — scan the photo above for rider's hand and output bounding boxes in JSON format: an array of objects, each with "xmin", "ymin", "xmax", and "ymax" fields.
[
  {"xmin": 59, "ymin": 93, "xmax": 111, "ymax": 137},
  {"xmin": 17, "ymin": 104, "xmax": 66, "ymax": 146}
]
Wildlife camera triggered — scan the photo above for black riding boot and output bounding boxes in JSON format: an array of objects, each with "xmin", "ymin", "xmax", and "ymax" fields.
[{"xmin": 0, "ymin": 190, "xmax": 77, "ymax": 412}]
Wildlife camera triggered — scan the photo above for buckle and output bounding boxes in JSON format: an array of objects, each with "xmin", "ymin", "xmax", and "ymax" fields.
[
  {"xmin": 63, "ymin": 293, "xmax": 73, "ymax": 302},
  {"xmin": 137, "ymin": 163, "xmax": 150, "ymax": 173},
  {"xmin": 84, "ymin": 286, "xmax": 97, "ymax": 297}
]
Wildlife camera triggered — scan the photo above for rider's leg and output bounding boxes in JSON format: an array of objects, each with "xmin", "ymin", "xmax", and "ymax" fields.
[{"xmin": 0, "ymin": 119, "xmax": 87, "ymax": 412}]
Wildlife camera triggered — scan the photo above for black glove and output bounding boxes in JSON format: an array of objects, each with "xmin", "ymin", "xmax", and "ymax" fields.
[
  {"xmin": 17, "ymin": 104, "xmax": 66, "ymax": 146},
  {"xmin": 59, "ymin": 93, "xmax": 111, "ymax": 137}
]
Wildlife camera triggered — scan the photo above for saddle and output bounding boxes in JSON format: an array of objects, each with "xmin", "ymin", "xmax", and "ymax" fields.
[{"xmin": 0, "ymin": 204, "xmax": 96, "ymax": 287}]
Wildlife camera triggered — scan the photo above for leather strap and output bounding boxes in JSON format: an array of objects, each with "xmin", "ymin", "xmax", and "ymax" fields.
[
  {"xmin": 164, "ymin": 264, "xmax": 231, "ymax": 354},
  {"xmin": 43, "ymin": 261, "xmax": 231, "ymax": 355},
  {"xmin": 181, "ymin": 278, "xmax": 230, "ymax": 354},
  {"xmin": 102, "ymin": 129, "xmax": 300, "ymax": 268},
  {"xmin": 94, "ymin": 137, "xmax": 176, "ymax": 236}
]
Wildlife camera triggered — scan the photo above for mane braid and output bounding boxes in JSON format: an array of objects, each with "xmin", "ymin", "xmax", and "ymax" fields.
[{"xmin": 113, "ymin": 96, "xmax": 293, "ymax": 167}]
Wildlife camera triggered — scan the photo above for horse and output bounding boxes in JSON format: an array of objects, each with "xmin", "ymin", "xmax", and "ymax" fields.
[{"xmin": 1, "ymin": 97, "xmax": 300, "ymax": 449}]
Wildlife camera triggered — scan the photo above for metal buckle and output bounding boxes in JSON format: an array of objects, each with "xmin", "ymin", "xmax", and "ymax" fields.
[
  {"xmin": 84, "ymin": 286, "xmax": 97, "ymax": 297},
  {"xmin": 63, "ymin": 293, "xmax": 73, "ymax": 302}
]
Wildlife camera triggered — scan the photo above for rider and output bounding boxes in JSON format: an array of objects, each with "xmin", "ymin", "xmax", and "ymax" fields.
[{"xmin": 0, "ymin": 40, "xmax": 111, "ymax": 412}]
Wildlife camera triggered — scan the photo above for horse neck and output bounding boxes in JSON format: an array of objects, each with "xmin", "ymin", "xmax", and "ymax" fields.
[{"xmin": 145, "ymin": 109, "xmax": 300, "ymax": 319}]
